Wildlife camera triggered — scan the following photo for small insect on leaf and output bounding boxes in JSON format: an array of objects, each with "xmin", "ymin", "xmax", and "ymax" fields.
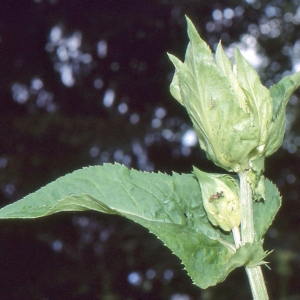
[
  {"xmin": 210, "ymin": 99, "xmax": 216, "ymax": 109},
  {"xmin": 209, "ymin": 191, "xmax": 224, "ymax": 202}
]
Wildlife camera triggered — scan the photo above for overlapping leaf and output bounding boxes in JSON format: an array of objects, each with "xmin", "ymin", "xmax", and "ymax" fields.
[
  {"xmin": 168, "ymin": 17, "xmax": 261, "ymax": 174},
  {"xmin": 168, "ymin": 17, "xmax": 300, "ymax": 184}
]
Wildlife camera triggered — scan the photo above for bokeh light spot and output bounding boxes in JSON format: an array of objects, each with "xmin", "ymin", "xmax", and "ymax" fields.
[{"xmin": 103, "ymin": 89, "xmax": 115, "ymax": 107}]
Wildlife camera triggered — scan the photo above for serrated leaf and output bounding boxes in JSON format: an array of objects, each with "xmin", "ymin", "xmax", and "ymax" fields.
[
  {"xmin": 129, "ymin": 216, "xmax": 239, "ymax": 288},
  {"xmin": 235, "ymin": 241, "xmax": 270, "ymax": 268},
  {"xmin": 0, "ymin": 163, "xmax": 251, "ymax": 288},
  {"xmin": 253, "ymin": 178, "xmax": 281, "ymax": 240}
]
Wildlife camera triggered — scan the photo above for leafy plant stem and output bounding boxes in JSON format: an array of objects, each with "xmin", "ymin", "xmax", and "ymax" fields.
[
  {"xmin": 239, "ymin": 171, "xmax": 269, "ymax": 300},
  {"xmin": 232, "ymin": 226, "xmax": 241, "ymax": 248}
]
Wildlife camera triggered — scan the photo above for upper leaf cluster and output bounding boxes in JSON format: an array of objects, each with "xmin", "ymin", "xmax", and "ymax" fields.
[{"xmin": 168, "ymin": 17, "xmax": 300, "ymax": 195}]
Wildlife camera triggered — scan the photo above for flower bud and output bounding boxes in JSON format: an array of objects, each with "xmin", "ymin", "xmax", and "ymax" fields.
[
  {"xmin": 193, "ymin": 167, "xmax": 240, "ymax": 232},
  {"xmin": 168, "ymin": 17, "xmax": 300, "ymax": 196}
]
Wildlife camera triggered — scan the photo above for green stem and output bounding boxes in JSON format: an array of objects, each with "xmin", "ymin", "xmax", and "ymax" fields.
[
  {"xmin": 232, "ymin": 226, "xmax": 241, "ymax": 248},
  {"xmin": 239, "ymin": 172, "xmax": 269, "ymax": 300}
]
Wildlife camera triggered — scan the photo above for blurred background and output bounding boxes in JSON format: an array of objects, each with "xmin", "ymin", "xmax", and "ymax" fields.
[{"xmin": 1, "ymin": 0, "xmax": 300, "ymax": 299}]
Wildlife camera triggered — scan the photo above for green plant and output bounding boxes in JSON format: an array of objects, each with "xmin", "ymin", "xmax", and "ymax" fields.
[{"xmin": 1, "ymin": 17, "xmax": 300, "ymax": 299}]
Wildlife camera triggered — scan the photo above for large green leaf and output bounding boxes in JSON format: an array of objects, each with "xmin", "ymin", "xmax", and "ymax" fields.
[{"xmin": 0, "ymin": 163, "xmax": 259, "ymax": 288}]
